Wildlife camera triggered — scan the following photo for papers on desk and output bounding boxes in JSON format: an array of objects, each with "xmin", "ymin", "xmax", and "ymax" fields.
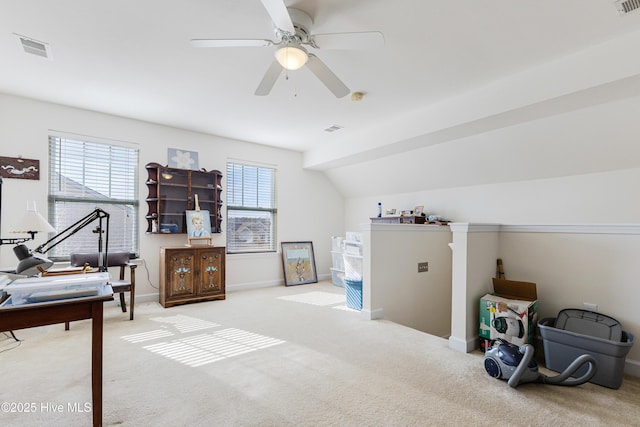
[
  {"xmin": 0, "ymin": 275, "xmax": 12, "ymax": 289},
  {"xmin": 2, "ymin": 272, "xmax": 111, "ymax": 306}
]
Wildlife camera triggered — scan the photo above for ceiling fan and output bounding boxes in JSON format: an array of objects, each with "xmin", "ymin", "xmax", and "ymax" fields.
[{"xmin": 190, "ymin": 0, "xmax": 384, "ymax": 98}]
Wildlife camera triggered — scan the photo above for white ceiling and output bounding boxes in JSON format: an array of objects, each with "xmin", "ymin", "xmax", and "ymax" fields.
[{"xmin": 1, "ymin": 1, "xmax": 640, "ymax": 155}]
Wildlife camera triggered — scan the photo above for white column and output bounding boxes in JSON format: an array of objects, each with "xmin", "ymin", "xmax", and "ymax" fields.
[{"xmin": 448, "ymin": 223, "xmax": 500, "ymax": 352}]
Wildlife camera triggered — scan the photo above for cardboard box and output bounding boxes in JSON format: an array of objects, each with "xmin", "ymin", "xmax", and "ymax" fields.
[{"xmin": 479, "ymin": 278, "xmax": 538, "ymax": 346}]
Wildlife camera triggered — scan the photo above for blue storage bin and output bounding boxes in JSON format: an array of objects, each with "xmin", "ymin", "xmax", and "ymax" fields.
[{"xmin": 345, "ymin": 279, "xmax": 362, "ymax": 310}]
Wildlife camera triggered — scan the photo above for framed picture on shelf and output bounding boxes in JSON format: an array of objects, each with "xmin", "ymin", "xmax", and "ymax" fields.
[
  {"xmin": 414, "ymin": 206, "xmax": 424, "ymax": 216},
  {"xmin": 186, "ymin": 210, "xmax": 211, "ymax": 238},
  {"xmin": 281, "ymin": 241, "xmax": 317, "ymax": 286}
]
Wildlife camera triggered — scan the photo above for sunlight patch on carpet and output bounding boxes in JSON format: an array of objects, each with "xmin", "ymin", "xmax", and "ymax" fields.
[
  {"xmin": 148, "ymin": 314, "xmax": 220, "ymax": 333},
  {"xmin": 120, "ymin": 329, "xmax": 175, "ymax": 343},
  {"xmin": 142, "ymin": 328, "xmax": 285, "ymax": 367},
  {"xmin": 277, "ymin": 291, "xmax": 346, "ymax": 306},
  {"xmin": 332, "ymin": 305, "xmax": 360, "ymax": 312}
]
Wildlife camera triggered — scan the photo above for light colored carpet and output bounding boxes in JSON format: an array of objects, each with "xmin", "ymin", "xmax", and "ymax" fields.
[{"xmin": 1, "ymin": 281, "xmax": 639, "ymax": 426}]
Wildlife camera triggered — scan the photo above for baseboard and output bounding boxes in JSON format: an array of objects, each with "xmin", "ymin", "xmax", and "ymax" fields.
[
  {"xmin": 133, "ymin": 275, "xmax": 332, "ymax": 301},
  {"xmin": 227, "ymin": 280, "xmax": 281, "ymax": 292},
  {"xmin": 361, "ymin": 307, "xmax": 384, "ymax": 320},
  {"xmin": 624, "ymin": 358, "xmax": 640, "ymax": 378},
  {"xmin": 317, "ymin": 273, "xmax": 331, "ymax": 282},
  {"xmin": 227, "ymin": 273, "xmax": 331, "ymax": 292},
  {"xmin": 448, "ymin": 335, "xmax": 477, "ymax": 353},
  {"xmin": 134, "ymin": 293, "xmax": 161, "ymax": 304}
]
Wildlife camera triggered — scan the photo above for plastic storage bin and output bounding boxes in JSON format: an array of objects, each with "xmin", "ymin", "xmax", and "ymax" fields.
[
  {"xmin": 345, "ymin": 232, "xmax": 362, "ymax": 243},
  {"xmin": 331, "ymin": 251, "xmax": 345, "ymax": 271},
  {"xmin": 2, "ymin": 273, "xmax": 111, "ymax": 306},
  {"xmin": 538, "ymin": 309, "xmax": 635, "ymax": 389},
  {"xmin": 343, "ymin": 240, "xmax": 363, "ymax": 256},
  {"xmin": 330, "ymin": 268, "xmax": 345, "ymax": 287},
  {"xmin": 331, "ymin": 236, "xmax": 344, "ymax": 252},
  {"xmin": 345, "ymin": 279, "xmax": 362, "ymax": 310},
  {"xmin": 343, "ymin": 254, "xmax": 363, "ymax": 280}
]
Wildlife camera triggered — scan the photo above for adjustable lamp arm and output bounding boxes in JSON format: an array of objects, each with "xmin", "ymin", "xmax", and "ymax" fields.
[
  {"xmin": 34, "ymin": 208, "xmax": 110, "ymax": 271},
  {"xmin": 0, "ymin": 235, "xmax": 36, "ymax": 246}
]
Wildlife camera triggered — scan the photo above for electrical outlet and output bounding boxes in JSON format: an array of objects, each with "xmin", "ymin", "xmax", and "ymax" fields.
[
  {"xmin": 584, "ymin": 302, "xmax": 598, "ymax": 312},
  {"xmin": 418, "ymin": 262, "xmax": 428, "ymax": 273}
]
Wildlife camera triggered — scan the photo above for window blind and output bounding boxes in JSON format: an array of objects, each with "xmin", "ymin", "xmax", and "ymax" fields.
[
  {"xmin": 226, "ymin": 162, "xmax": 276, "ymax": 253},
  {"xmin": 48, "ymin": 135, "xmax": 139, "ymax": 259}
]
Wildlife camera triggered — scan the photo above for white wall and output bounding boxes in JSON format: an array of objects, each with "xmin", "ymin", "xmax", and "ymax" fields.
[
  {"xmin": 332, "ymin": 90, "xmax": 640, "ymax": 375},
  {"xmin": 0, "ymin": 93, "xmax": 345, "ymax": 297},
  {"xmin": 499, "ymin": 228, "xmax": 640, "ymax": 364},
  {"xmin": 365, "ymin": 223, "xmax": 452, "ymax": 338},
  {"xmin": 342, "ymin": 167, "xmax": 640, "ymax": 232}
]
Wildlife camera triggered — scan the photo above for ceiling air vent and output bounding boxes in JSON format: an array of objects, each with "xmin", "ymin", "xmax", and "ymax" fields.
[
  {"xmin": 615, "ymin": 0, "xmax": 640, "ymax": 15},
  {"xmin": 324, "ymin": 124, "xmax": 343, "ymax": 133},
  {"xmin": 14, "ymin": 34, "xmax": 52, "ymax": 59}
]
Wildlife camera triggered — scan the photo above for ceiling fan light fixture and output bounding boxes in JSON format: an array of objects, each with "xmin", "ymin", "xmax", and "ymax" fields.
[{"xmin": 275, "ymin": 44, "xmax": 308, "ymax": 70}]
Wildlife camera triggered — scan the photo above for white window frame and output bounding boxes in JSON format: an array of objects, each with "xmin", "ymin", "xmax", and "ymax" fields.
[
  {"xmin": 226, "ymin": 161, "xmax": 277, "ymax": 254},
  {"xmin": 47, "ymin": 133, "xmax": 139, "ymax": 260}
]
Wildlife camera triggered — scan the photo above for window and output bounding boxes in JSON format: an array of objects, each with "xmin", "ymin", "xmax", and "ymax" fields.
[
  {"xmin": 226, "ymin": 162, "xmax": 276, "ymax": 253},
  {"xmin": 48, "ymin": 135, "xmax": 139, "ymax": 260}
]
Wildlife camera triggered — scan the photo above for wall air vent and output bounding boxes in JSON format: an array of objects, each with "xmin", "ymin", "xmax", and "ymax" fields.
[
  {"xmin": 324, "ymin": 124, "xmax": 343, "ymax": 133},
  {"xmin": 615, "ymin": 0, "xmax": 640, "ymax": 15},
  {"xmin": 14, "ymin": 34, "xmax": 52, "ymax": 59}
]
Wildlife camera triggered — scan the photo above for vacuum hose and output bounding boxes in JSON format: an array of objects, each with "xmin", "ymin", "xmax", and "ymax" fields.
[{"xmin": 507, "ymin": 343, "xmax": 597, "ymax": 388}]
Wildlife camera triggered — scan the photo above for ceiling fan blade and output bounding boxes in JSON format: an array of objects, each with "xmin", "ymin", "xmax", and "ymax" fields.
[
  {"xmin": 190, "ymin": 39, "xmax": 273, "ymax": 48},
  {"xmin": 255, "ymin": 60, "xmax": 283, "ymax": 96},
  {"xmin": 312, "ymin": 31, "xmax": 385, "ymax": 50},
  {"xmin": 305, "ymin": 54, "xmax": 350, "ymax": 98},
  {"xmin": 260, "ymin": 0, "xmax": 295, "ymax": 33}
]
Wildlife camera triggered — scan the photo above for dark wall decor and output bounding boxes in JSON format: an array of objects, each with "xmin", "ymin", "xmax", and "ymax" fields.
[{"xmin": 0, "ymin": 156, "xmax": 40, "ymax": 180}]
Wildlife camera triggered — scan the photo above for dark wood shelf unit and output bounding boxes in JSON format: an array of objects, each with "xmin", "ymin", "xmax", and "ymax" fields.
[{"xmin": 145, "ymin": 162, "xmax": 223, "ymax": 234}]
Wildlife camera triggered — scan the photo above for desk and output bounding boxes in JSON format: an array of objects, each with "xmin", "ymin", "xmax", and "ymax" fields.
[{"xmin": 0, "ymin": 291, "xmax": 113, "ymax": 427}]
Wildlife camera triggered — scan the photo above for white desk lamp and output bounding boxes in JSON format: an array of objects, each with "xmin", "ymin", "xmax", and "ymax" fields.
[{"xmin": 5, "ymin": 201, "xmax": 56, "ymax": 276}]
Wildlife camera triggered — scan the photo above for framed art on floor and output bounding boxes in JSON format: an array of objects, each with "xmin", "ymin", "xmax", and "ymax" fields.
[{"xmin": 281, "ymin": 241, "xmax": 317, "ymax": 286}]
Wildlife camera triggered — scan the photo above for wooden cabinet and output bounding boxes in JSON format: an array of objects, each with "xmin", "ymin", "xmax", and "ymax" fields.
[
  {"xmin": 159, "ymin": 246, "xmax": 226, "ymax": 308},
  {"xmin": 145, "ymin": 163, "xmax": 223, "ymax": 234}
]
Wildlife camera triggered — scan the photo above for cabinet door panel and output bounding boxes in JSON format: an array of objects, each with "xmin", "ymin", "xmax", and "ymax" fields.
[
  {"xmin": 166, "ymin": 251, "xmax": 195, "ymax": 299},
  {"xmin": 197, "ymin": 250, "xmax": 225, "ymax": 296}
]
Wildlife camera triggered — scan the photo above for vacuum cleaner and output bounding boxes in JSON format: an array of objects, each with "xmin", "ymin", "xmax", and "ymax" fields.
[{"xmin": 484, "ymin": 338, "xmax": 597, "ymax": 388}]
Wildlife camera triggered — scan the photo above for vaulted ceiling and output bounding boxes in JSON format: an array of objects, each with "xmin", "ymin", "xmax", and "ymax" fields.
[{"xmin": 2, "ymin": 1, "xmax": 640, "ymax": 166}]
